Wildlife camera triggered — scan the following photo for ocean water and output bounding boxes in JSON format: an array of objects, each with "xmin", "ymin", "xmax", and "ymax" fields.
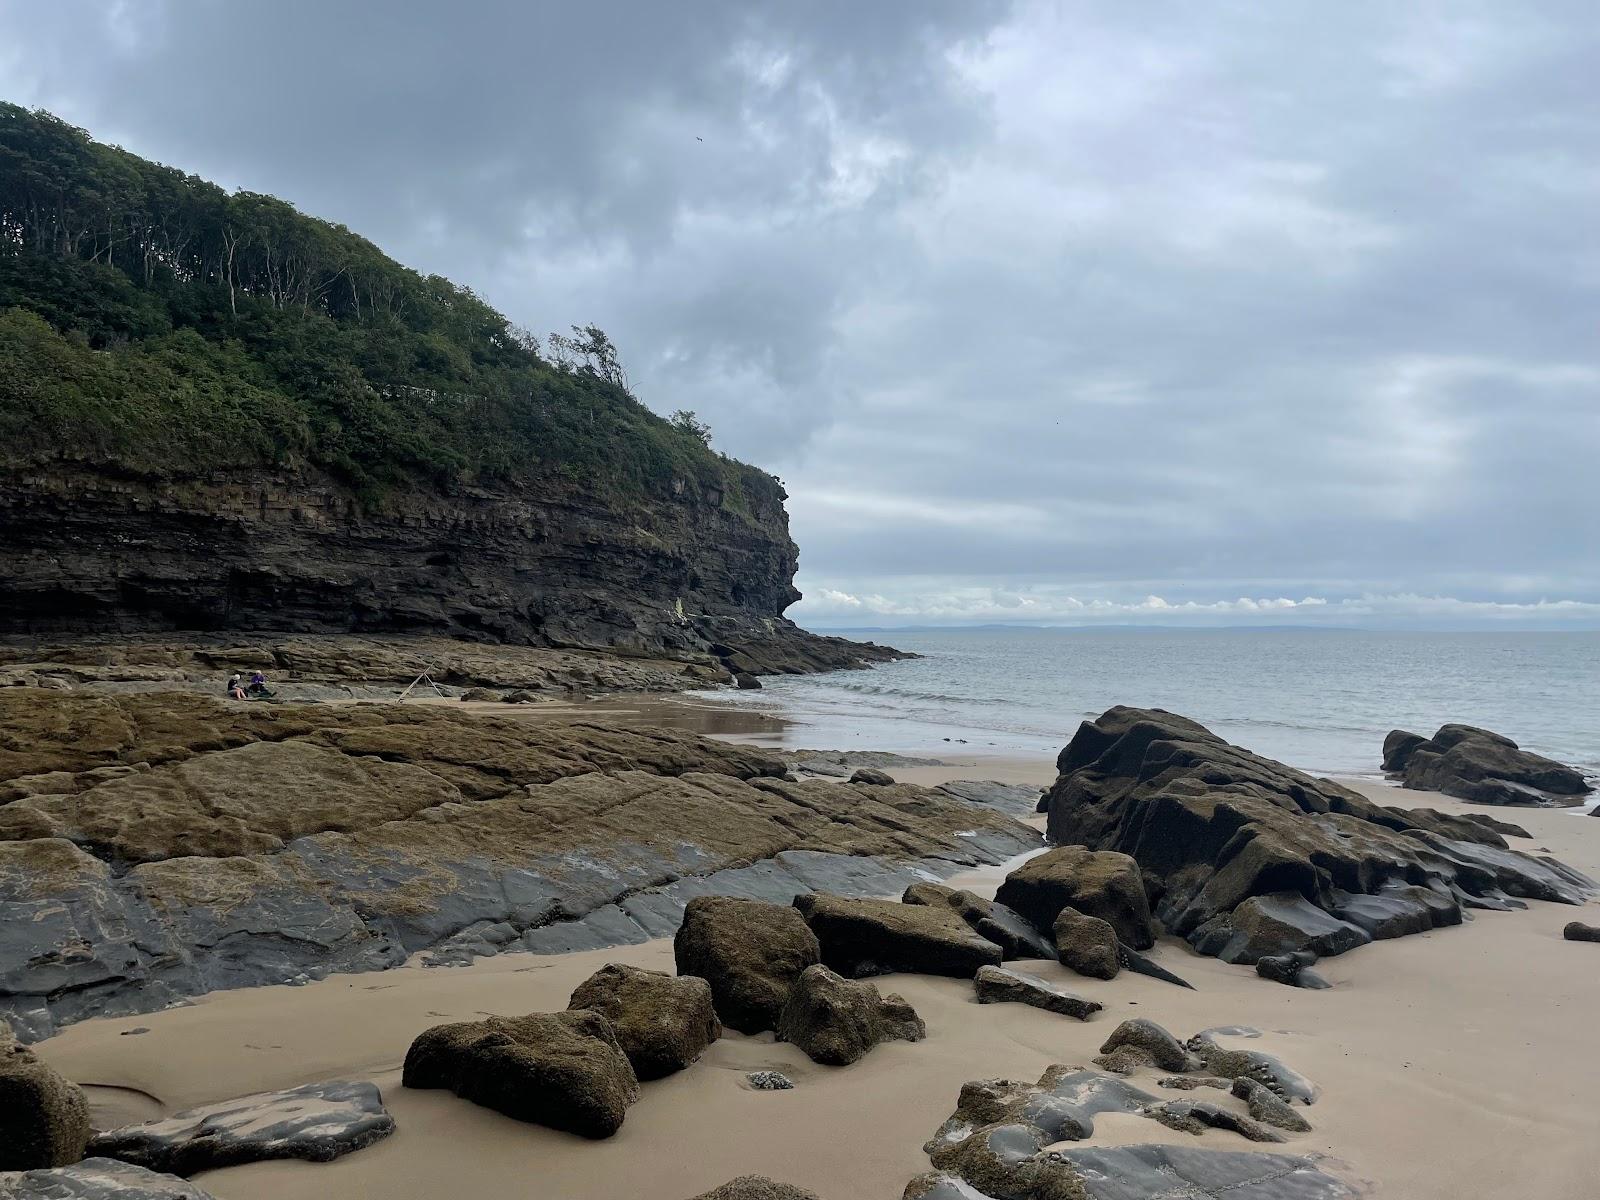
[{"xmin": 709, "ymin": 629, "xmax": 1600, "ymax": 780}]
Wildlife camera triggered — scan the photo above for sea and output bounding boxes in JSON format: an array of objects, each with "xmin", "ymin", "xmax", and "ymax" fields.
[{"xmin": 705, "ymin": 628, "xmax": 1600, "ymax": 782}]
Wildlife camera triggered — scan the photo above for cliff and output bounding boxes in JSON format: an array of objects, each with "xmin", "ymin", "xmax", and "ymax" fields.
[{"xmin": 0, "ymin": 104, "xmax": 896, "ymax": 673}]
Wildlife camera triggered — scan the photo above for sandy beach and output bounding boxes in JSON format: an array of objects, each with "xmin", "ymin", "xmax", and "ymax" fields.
[{"xmin": 28, "ymin": 739, "xmax": 1600, "ymax": 1200}]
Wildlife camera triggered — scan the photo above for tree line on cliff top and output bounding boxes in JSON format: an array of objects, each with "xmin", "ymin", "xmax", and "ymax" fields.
[{"xmin": 0, "ymin": 102, "xmax": 772, "ymax": 510}]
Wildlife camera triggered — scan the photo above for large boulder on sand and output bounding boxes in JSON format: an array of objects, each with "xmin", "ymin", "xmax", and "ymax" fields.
[
  {"xmin": 995, "ymin": 846, "xmax": 1154, "ymax": 949},
  {"xmin": 673, "ymin": 897, "xmax": 820, "ymax": 1034},
  {"xmin": 776, "ymin": 965, "xmax": 925, "ymax": 1065},
  {"xmin": 1094, "ymin": 1018, "xmax": 1197, "ymax": 1074},
  {"xmin": 1052, "ymin": 908, "xmax": 1121, "ymax": 980},
  {"xmin": 1388, "ymin": 724, "xmax": 1591, "ymax": 806},
  {"xmin": 1564, "ymin": 921, "xmax": 1600, "ymax": 943},
  {"xmin": 567, "ymin": 963, "xmax": 721, "ymax": 1080},
  {"xmin": 402, "ymin": 1010, "xmax": 639, "ymax": 1138},
  {"xmin": 973, "ymin": 965, "xmax": 1101, "ymax": 1019},
  {"xmin": 793, "ymin": 893, "xmax": 1002, "ymax": 978},
  {"xmin": 1039, "ymin": 706, "xmax": 1593, "ymax": 966},
  {"xmin": 1, "ymin": 1017, "xmax": 90, "ymax": 1169}
]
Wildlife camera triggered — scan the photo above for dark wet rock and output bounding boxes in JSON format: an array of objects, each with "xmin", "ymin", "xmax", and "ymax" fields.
[
  {"xmin": 1056, "ymin": 1143, "xmax": 1353, "ymax": 1199},
  {"xmin": 926, "ymin": 1122, "xmax": 1090, "ymax": 1200},
  {"xmin": 87, "ymin": 1080, "xmax": 393, "ymax": 1175},
  {"xmin": 1392, "ymin": 724, "xmax": 1592, "ymax": 807},
  {"xmin": 1563, "ymin": 921, "xmax": 1600, "ymax": 942},
  {"xmin": 901, "ymin": 1173, "xmax": 999, "ymax": 1200},
  {"xmin": 1094, "ymin": 1019, "xmax": 1197, "ymax": 1074},
  {"xmin": 777, "ymin": 965, "xmax": 925, "ymax": 1065},
  {"xmin": 686, "ymin": 1177, "xmax": 819, "ymax": 1200},
  {"xmin": 1142, "ymin": 1099, "xmax": 1285, "ymax": 1142},
  {"xmin": 902, "ymin": 883, "xmax": 1056, "ymax": 961},
  {"xmin": 745, "ymin": 1071, "xmax": 793, "ymax": 1091},
  {"xmin": 1185, "ymin": 1032, "xmax": 1318, "ymax": 1105},
  {"xmin": 973, "ymin": 965, "xmax": 1101, "ymax": 1020},
  {"xmin": 1117, "ymin": 946, "xmax": 1195, "ymax": 989},
  {"xmin": 933, "ymin": 780, "xmax": 1046, "ymax": 818},
  {"xmin": 567, "ymin": 963, "xmax": 721, "ymax": 1080},
  {"xmin": 0, "ymin": 1018, "xmax": 90, "ymax": 1169},
  {"xmin": 996, "ymin": 847, "xmax": 1154, "ymax": 950},
  {"xmin": 794, "ymin": 894, "xmax": 1002, "ymax": 979},
  {"xmin": 1255, "ymin": 952, "xmax": 1329, "ymax": 990},
  {"xmin": 1232, "ymin": 1077, "xmax": 1313, "ymax": 1132},
  {"xmin": 674, "ymin": 897, "xmax": 820, "ymax": 1035},
  {"xmin": 402, "ymin": 1009, "xmax": 638, "ymax": 1138},
  {"xmin": 0, "ymin": 1158, "xmax": 220, "ymax": 1198},
  {"xmin": 1331, "ymin": 885, "xmax": 1459, "ymax": 940},
  {"xmin": 1040, "ymin": 707, "xmax": 1593, "ymax": 969},
  {"xmin": 925, "ymin": 1067, "xmax": 1158, "ymax": 1153},
  {"xmin": 849, "ymin": 768, "xmax": 894, "ymax": 785},
  {"xmin": 734, "ymin": 673, "xmax": 763, "ymax": 690},
  {"xmin": 1053, "ymin": 909, "xmax": 1121, "ymax": 980}
]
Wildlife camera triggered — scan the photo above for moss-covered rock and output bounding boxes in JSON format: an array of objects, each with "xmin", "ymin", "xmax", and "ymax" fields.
[
  {"xmin": 996, "ymin": 845, "xmax": 1154, "ymax": 949},
  {"xmin": 793, "ymin": 893, "xmax": 1002, "ymax": 979},
  {"xmin": 1052, "ymin": 908, "xmax": 1121, "ymax": 980},
  {"xmin": 0, "ymin": 1018, "xmax": 90, "ymax": 1169},
  {"xmin": 567, "ymin": 963, "xmax": 721, "ymax": 1080},
  {"xmin": 776, "ymin": 965, "xmax": 924, "ymax": 1066},
  {"xmin": 674, "ymin": 897, "xmax": 820, "ymax": 1034}
]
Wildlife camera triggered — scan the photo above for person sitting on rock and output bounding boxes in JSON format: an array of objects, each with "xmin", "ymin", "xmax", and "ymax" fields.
[
  {"xmin": 227, "ymin": 673, "xmax": 247, "ymax": 700},
  {"xmin": 246, "ymin": 671, "xmax": 275, "ymax": 699}
]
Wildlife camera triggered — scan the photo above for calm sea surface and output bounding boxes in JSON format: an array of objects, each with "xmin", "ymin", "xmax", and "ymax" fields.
[{"xmin": 705, "ymin": 629, "xmax": 1600, "ymax": 780}]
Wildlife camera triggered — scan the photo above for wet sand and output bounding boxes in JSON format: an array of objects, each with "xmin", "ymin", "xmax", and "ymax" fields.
[{"xmin": 30, "ymin": 740, "xmax": 1600, "ymax": 1200}]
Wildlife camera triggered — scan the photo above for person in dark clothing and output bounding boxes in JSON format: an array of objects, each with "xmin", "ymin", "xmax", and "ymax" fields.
[
  {"xmin": 246, "ymin": 671, "xmax": 276, "ymax": 699},
  {"xmin": 226, "ymin": 673, "xmax": 247, "ymax": 700}
]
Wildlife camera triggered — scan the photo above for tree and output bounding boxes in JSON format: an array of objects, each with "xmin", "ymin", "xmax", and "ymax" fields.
[{"xmin": 669, "ymin": 409, "xmax": 711, "ymax": 445}]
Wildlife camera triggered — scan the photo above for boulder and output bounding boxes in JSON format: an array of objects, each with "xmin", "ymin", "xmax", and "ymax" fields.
[
  {"xmin": 995, "ymin": 846, "xmax": 1154, "ymax": 949},
  {"xmin": 776, "ymin": 965, "xmax": 925, "ymax": 1065},
  {"xmin": 1395, "ymin": 724, "xmax": 1591, "ymax": 806},
  {"xmin": 734, "ymin": 673, "xmax": 762, "ymax": 690},
  {"xmin": 793, "ymin": 893, "xmax": 1002, "ymax": 979},
  {"xmin": 687, "ymin": 1179, "xmax": 819, "ymax": 1200},
  {"xmin": 901, "ymin": 883, "xmax": 1055, "ymax": 961},
  {"xmin": 1254, "ymin": 951, "xmax": 1329, "ymax": 990},
  {"xmin": 567, "ymin": 963, "xmax": 721, "ymax": 1080},
  {"xmin": 402, "ymin": 1010, "xmax": 639, "ymax": 1138},
  {"xmin": 1052, "ymin": 908, "xmax": 1120, "ymax": 980},
  {"xmin": 1185, "ymin": 1032, "xmax": 1318, "ymax": 1105},
  {"xmin": 0, "ymin": 1017, "xmax": 90, "ymax": 1169},
  {"xmin": 1563, "ymin": 921, "xmax": 1600, "ymax": 943},
  {"xmin": 87, "ymin": 1080, "xmax": 393, "ymax": 1175},
  {"xmin": 849, "ymin": 768, "xmax": 894, "ymax": 785},
  {"xmin": 1142, "ymin": 1099, "xmax": 1285, "ymax": 1142},
  {"xmin": 673, "ymin": 897, "xmax": 820, "ymax": 1034},
  {"xmin": 973, "ymin": 965, "xmax": 1101, "ymax": 1020},
  {"xmin": 1039, "ymin": 706, "xmax": 1593, "ymax": 968},
  {"xmin": 1232, "ymin": 1077, "xmax": 1312, "ymax": 1132},
  {"xmin": 1381, "ymin": 730, "xmax": 1428, "ymax": 771},
  {"xmin": 1094, "ymin": 1018, "xmax": 1196, "ymax": 1074},
  {"xmin": 0, "ymin": 1158, "xmax": 219, "ymax": 1198}
]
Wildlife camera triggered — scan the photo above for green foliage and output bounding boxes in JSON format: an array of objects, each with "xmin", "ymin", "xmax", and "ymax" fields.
[{"xmin": 0, "ymin": 102, "xmax": 774, "ymax": 511}]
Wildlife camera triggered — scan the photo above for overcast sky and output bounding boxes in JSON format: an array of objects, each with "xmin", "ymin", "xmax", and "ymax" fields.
[{"xmin": 5, "ymin": 1, "xmax": 1598, "ymax": 628}]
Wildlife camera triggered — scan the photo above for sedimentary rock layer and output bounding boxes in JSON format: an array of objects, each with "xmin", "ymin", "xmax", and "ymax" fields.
[{"xmin": 0, "ymin": 690, "xmax": 1039, "ymax": 1040}]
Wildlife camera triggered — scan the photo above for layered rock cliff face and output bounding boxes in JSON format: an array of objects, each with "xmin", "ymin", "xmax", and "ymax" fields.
[{"xmin": 0, "ymin": 463, "xmax": 895, "ymax": 674}]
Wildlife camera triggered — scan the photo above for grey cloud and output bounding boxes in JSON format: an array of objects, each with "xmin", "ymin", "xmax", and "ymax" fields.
[{"xmin": 2, "ymin": 0, "xmax": 1597, "ymax": 626}]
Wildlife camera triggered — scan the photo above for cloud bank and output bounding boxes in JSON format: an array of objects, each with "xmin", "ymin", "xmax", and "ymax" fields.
[{"xmin": 3, "ymin": 0, "xmax": 1597, "ymax": 627}]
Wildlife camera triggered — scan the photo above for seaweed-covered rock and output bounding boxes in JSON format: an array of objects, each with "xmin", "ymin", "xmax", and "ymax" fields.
[
  {"xmin": 1392, "ymin": 724, "xmax": 1592, "ymax": 806},
  {"xmin": 793, "ymin": 894, "xmax": 1002, "ymax": 979},
  {"xmin": 1040, "ymin": 707, "xmax": 1593, "ymax": 966},
  {"xmin": 673, "ymin": 897, "xmax": 820, "ymax": 1034},
  {"xmin": 1564, "ymin": 921, "xmax": 1600, "ymax": 943},
  {"xmin": 0, "ymin": 1017, "xmax": 90, "ymax": 1169},
  {"xmin": 1185, "ymin": 1031, "xmax": 1318, "ymax": 1105},
  {"xmin": 567, "ymin": 963, "xmax": 721, "ymax": 1080},
  {"xmin": 925, "ymin": 1067, "xmax": 1158, "ymax": 1153},
  {"xmin": 926, "ymin": 1123, "xmax": 1090, "ymax": 1200},
  {"xmin": 1142, "ymin": 1098, "xmax": 1285, "ymax": 1142},
  {"xmin": 0, "ymin": 1157, "xmax": 220, "ymax": 1198},
  {"xmin": 901, "ymin": 883, "xmax": 1055, "ymax": 961},
  {"xmin": 995, "ymin": 846, "xmax": 1154, "ymax": 949},
  {"xmin": 1052, "ymin": 908, "xmax": 1121, "ymax": 980},
  {"xmin": 1232, "ymin": 1076, "xmax": 1313, "ymax": 1132},
  {"xmin": 1255, "ymin": 951, "xmax": 1329, "ymax": 990},
  {"xmin": 776, "ymin": 965, "xmax": 924, "ymax": 1065},
  {"xmin": 401, "ymin": 1010, "xmax": 639, "ymax": 1138},
  {"xmin": 86, "ymin": 1080, "xmax": 393, "ymax": 1175},
  {"xmin": 687, "ymin": 1177, "xmax": 819, "ymax": 1200},
  {"xmin": 1094, "ymin": 1018, "xmax": 1196, "ymax": 1074},
  {"xmin": 973, "ymin": 965, "xmax": 1101, "ymax": 1020}
]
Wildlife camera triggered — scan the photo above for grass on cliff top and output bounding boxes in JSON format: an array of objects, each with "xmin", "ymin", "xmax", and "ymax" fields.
[{"xmin": 0, "ymin": 102, "xmax": 782, "ymax": 517}]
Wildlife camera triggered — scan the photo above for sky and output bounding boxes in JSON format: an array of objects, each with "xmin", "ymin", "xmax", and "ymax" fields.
[{"xmin": 4, "ymin": 1, "xmax": 1598, "ymax": 629}]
